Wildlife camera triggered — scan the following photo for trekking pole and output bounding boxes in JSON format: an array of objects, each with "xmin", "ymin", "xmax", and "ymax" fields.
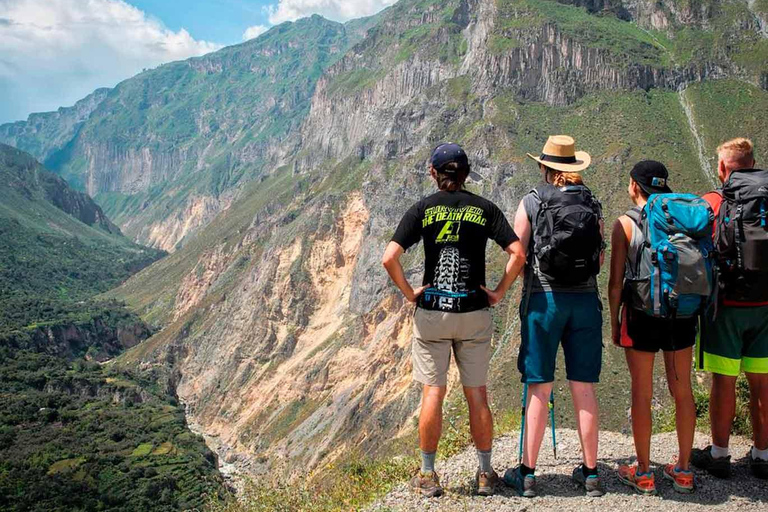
[
  {"xmin": 518, "ymin": 382, "xmax": 528, "ymax": 464},
  {"xmin": 549, "ymin": 389, "xmax": 557, "ymax": 459}
]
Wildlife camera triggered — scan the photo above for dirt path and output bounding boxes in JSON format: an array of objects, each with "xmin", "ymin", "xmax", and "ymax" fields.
[{"xmin": 371, "ymin": 429, "xmax": 766, "ymax": 511}]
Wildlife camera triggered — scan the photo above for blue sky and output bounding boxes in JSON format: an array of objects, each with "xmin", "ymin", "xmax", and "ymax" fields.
[
  {"xmin": 129, "ymin": 0, "xmax": 273, "ymax": 46},
  {"xmin": 0, "ymin": 0, "xmax": 395, "ymax": 124}
]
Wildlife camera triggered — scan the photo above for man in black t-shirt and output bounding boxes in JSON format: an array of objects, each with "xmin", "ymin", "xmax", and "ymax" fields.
[{"xmin": 383, "ymin": 143, "xmax": 526, "ymax": 497}]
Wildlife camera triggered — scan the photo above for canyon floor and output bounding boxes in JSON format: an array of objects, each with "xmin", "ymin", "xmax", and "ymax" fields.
[{"xmin": 371, "ymin": 429, "xmax": 766, "ymax": 511}]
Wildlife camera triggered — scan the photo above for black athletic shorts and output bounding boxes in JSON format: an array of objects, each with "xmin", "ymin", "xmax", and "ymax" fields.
[{"xmin": 621, "ymin": 306, "xmax": 698, "ymax": 353}]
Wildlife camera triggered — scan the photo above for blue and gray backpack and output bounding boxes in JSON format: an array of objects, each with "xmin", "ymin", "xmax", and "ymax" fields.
[{"xmin": 625, "ymin": 194, "xmax": 716, "ymax": 319}]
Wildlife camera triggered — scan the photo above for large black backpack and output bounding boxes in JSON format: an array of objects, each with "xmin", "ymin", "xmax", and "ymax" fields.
[
  {"xmin": 715, "ymin": 168, "xmax": 768, "ymax": 302},
  {"xmin": 531, "ymin": 184, "xmax": 603, "ymax": 285}
]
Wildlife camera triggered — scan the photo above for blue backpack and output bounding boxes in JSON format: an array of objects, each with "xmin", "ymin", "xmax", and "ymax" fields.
[{"xmin": 625, "ymin": 194, "xmax": 716, "ymax": 319}]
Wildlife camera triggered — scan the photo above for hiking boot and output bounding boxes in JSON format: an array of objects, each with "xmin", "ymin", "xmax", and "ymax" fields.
[
  {"xmin": 663, "ymin": 464, "xmax": 695, "ymax": 493},
  {"xmin": 748, "ymin": 450, "xmax": 768, "ymax": 480},
  {"xmin": 617, "ymin": 465, "xmax": 657, "ymax": 496},
  {"xmin": 502, "ymin": 465, "xmax": 536, "ymax": 498},
  {"xmin": 410, "ymin": 470, "xmax": 443, "ymax": 498},
  {"xmin": 572, "ymin": 465, "xmax": 605, "ymax": 497},
  {"xmin": 691, "ymin": 446, "xmax": 732, "ymax": 479},
  {"xmin": 475, "ymin": 469, "xmax": 499, "ymax": 496}
]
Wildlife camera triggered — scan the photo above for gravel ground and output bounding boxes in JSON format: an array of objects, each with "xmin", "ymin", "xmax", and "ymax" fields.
[{"xmin": 370, "ymin": 429, "xmax": 767, "ymax": 511}]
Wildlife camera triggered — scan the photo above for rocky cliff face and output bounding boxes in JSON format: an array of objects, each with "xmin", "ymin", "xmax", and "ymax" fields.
[
  {"xmin": 32, "ymin": 0, "xmax": 768, "ymax": 477},
  {"xmin": 0, "ymin": 16, "xmax": 377, "ymax": 252},
  {"xmin": 0, "ymin": 88, "xmax": 109, "ymax": 165},
  {"xmin": 0, "ymin": 143, "xmax": 118, "ymax": 233},
  {"xmin": 2, "ymin": 0, "xmax": 763, "ymax": 254}
]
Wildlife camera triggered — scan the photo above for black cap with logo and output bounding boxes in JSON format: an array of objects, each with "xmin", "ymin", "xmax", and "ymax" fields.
[
  {"xmin": 431, "ymin": 143, "xmax": 470, "ymax": 174},
  {"xmin": 630, "ymin": 160, "xmax": 673, "ymax": 196}
]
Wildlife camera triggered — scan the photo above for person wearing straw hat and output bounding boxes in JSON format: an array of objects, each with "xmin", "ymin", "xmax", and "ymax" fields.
[{"xmin": 502, "ymin": 136, "xmax": 606, "ymax": 498}]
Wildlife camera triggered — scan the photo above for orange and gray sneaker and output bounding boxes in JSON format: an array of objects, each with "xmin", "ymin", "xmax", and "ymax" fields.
[
  {"xmin": 410, "ymin": 470, "xmax": 443, "ymax": 498},
  {"xmin": 475, "ymin": 469, "xmax": 499, "ymax": 496},
  {"xmin": 663, "ymin": 464, "xmax": 695, "ymax": 493},
  {"xmin": 617, "ymin": 465, "xmax": 657, "ymax": 496}
]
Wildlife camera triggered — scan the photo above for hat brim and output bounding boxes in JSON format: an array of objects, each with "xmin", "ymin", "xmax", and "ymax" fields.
[
  {"xmin": 526, "ymin": 151, "xmax": 592, "ymax": 173},
  {"xmin": 637, "ymin": 181, "xmax": 673, "ymax": 196}
]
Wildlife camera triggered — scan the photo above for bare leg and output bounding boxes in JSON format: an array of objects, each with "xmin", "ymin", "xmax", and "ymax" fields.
[
  {"xmin": 570, "ymin": 381, "xmax": 599, "ymax": 468},
  {"xmin": 522, "ymin": 382, "xmax": 554, "ymax": 469},
  {"xmin": 626, "ymin": 349, "xmax": 656, "ymax": 473},
  {"xmin": 464, "ymin": 386, "xmax": 493, "ymax": 451},
  {"xmin": 710, "ymin": 374, "xmax": 737, "ymax": 449},
  {"xmin": 419, "ymin": 385, "xmax": 447, "ymax": 453},
  {"xmin": 745, "ymin": 373, "xmax": 768, "ymax": 451},
  {"xmin": 663, "ymin": 347, "xmax": 695, "ymax": 470}
]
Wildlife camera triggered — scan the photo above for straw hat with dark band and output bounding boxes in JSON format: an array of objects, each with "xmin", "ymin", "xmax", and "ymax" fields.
[{"xmin": 526, "ymin": 135, "xmax": 592, "ymax": 173}]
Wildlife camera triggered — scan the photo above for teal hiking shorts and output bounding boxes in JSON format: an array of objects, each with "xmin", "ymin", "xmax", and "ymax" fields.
[
  {"xmin": 699, "ymin": 305, "xmax": 768, "ymax": 376},
  {"xmin": 518, "ymin": 291, "xmax": 603, "ymax": 383}
]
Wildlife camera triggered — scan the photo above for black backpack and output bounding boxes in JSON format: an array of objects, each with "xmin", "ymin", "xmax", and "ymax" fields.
[
  {"xmin": 530, "ymin": 184, "xmax": 603, "ymax": 285},
  {"xmin": 715, "ymin": 168, "xmax": 768, "ymax": 302}
]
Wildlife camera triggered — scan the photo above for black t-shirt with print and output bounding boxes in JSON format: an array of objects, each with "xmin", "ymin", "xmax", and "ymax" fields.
[{"xmin": 392, "ymin": 190, "xmax": 518, "ymax": 313}]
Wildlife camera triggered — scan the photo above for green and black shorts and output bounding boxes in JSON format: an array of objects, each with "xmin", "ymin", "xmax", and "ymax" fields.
[{"xmin": 698, "ymin": 305, "xmax": 768, "ymax": 376}]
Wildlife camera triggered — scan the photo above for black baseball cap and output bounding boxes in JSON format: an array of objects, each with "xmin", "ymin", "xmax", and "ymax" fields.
[
  {"xmin": 630, "ymin": 160, "xmax": 673, "ymax": 195},
  {"xmin": 430, "ymin": 143, "xmax": 470, "ymax": 173}
]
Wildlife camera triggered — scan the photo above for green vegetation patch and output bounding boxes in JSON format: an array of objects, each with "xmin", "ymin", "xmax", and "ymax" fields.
[
  {"xmin": 131, "ymin": 443, "xmax": 154, "ymax": 457},
  {"xmin": 47, "ymin": 457, "xmax": 86, "ymax": 476},
  {"xmin": 0, "ymin": 349, "xmax": 224, "ymax": 511},
  {"xmin": 494, "ymin": 0, "xmax": 669, "ymax": 67}
]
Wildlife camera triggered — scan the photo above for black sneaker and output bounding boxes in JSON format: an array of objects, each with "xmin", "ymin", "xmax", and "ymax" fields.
[
  {"xmin": 502, "ymin": 465, "xmax": 537, "ymax": 498},
  {"xmin": 748, "ymin": 450, "xmax": 768, "ymax": 480},
  {"xmin": 572, "ymin": 465, "xmax": 605, "ymax": 497},
  {"xmin": 691, "ymin": 446, "xmax": 732, "ymax": 479}
]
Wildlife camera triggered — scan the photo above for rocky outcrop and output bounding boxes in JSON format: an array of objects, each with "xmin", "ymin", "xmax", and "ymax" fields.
[
  {"xmin": 2, "ymin": 305, "xmax": 154, "ymax": 362},
  {"xmin": 0, "ymin": 143, "xmax": 119, "ymax": 233},
  {"xmin": 0, "ymin": 17, "xmax": 373, "ymax": 251},
  {"xmin": 0, "ymin": 88, "xmax": 109, "ymax": 165}
]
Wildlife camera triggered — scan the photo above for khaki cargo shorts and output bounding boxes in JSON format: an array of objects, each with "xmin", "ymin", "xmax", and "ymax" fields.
[{"xmin": 412, "ymin": 308, "xmax": 494, "ymax": 388}]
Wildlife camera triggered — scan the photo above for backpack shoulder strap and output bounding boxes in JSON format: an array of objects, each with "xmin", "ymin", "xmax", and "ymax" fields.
[{"xmin": 626, "ymin": 207, "xmax": 643, "ymax": 228}]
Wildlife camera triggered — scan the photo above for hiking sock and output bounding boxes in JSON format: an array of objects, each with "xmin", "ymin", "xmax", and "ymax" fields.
[
  {"xmin": 521, "ymin": 464, "xmax": 535, "ymax": 477},
  {"xmin": 581, "ymin": 464, "xmax": 598, "ymax": 478},
  {"xmin": 477, "ymin": 449, "xmax": 492, "ymax": 473},
  {"xmin": 421, "ymin": 451, "xmax": 437, "ymax": 473},
  {"xmin": 711, "ymin": 444, "xmax": 730, "ymax": 459},
  {"xmin": 752, "ymin": 446, "xmax": 768, "ymax": 461}
]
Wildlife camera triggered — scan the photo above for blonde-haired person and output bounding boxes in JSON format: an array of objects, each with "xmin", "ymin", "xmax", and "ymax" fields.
[
  {"xmin": 693, "ymin": 138, "xmax": 768, "ymax": 480},
  {"xmin": 502, "ymin": 136, "xmax": 606, "ymax": 497}
]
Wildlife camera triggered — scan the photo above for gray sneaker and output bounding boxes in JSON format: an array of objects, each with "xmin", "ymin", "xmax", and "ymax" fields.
[
  {"xmin": 502, "ymin": 465, "xmax": 537, "ymax": 498},
  {"xmin": 572, "ymin": 465, "xmax": 605, "ymax": 497},
  {"xmin": 691, "ymin": 446, "xmax": 732, "ymax": 479},
  {"xmin": 748, "ymin": 451, "xmax": 768, "ymax": 480},
  {"xmin": 410, "ymin": 470, "xmax": 443, "ymax": 497},
  {"xmin": 476, "ymin": 469, "xmax": 499, "ymax": 496}
]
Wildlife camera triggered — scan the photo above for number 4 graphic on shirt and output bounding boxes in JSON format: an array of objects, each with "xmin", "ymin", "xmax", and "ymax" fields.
[{"xmin": 436, "ymin": 221, "xmax": 461, "ymax": 243}]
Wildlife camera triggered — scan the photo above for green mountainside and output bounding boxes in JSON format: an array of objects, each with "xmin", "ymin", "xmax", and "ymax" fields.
[
  {"xmin": 0, "ymin": 145, "xmax": 224, "ymax": 511},
  {"xmin": 0, "ymin": 16, "xmax": 379, "ymax": 251},
  {"xmin": 0, "ymin": 144, "xmax": 163, "ymax": 341}
]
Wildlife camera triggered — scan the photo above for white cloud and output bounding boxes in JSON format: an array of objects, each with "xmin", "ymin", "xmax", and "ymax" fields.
[
  {"xmin": 266, "ymin": 0, "xmax": 397, "ymax": 25},
  {"xmin": 242, "ymin": 24, "xmax": 269, "ymax": 41},
  {"xmin": 0, "ymin": 0, "xmax": 221, "ymax": 123}
]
